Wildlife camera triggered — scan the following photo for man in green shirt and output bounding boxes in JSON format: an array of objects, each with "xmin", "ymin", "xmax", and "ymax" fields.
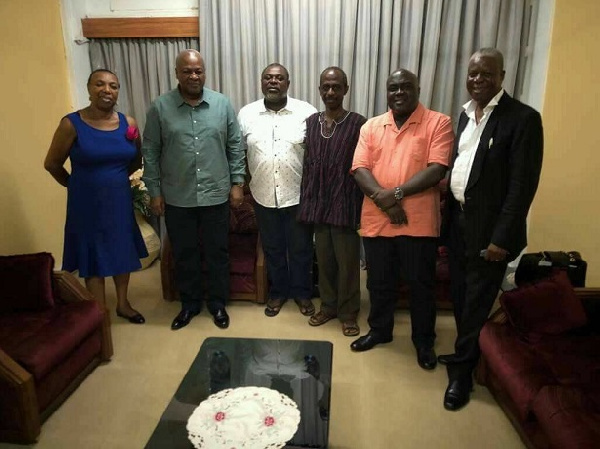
[{"xmin": 142, "ymin": 49, "xmax": 245, "ymax": 331}]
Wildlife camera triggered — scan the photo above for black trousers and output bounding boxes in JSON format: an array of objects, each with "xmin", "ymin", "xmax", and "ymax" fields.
[
  {"xmin": 164, "ymin": 202, "xmax": 230, "ymax": 314},
  {"xmin": 253, "ymin": 203, "xmax": 314, "ymax": 301},
  {"xmin": 363, "ymin": 235, "xmax": 438, "ymax": 349},
  {"xmin": 447, "ymin": 208, "xmax": 507, "ymax": 382}
]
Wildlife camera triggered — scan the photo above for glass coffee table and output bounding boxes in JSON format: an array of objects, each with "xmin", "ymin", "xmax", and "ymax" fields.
[{"xmin": 145, "ymin": 337, "xmax": 333, "ymax": 448}]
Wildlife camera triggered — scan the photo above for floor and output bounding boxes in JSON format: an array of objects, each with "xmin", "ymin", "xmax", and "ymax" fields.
[{"xmin": 1, "ymin": 262, "xmax": 524, "ymax": 449}]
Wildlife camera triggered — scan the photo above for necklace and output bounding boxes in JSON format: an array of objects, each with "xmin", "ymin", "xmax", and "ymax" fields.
[{"xmin": 319, "ymin": 111, "xmax": 350, "ymax": 139}]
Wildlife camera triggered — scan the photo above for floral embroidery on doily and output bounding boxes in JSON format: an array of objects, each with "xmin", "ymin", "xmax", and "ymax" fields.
[{"xmin": 187, "ymin": 386, "xmax": 300, "ymax": 449}]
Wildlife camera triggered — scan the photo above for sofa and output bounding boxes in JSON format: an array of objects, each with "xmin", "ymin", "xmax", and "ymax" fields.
[
  {"xmin": 0, "ymin": 252, "xmax": 113, "ymax": 443},
  {"xmin": 161, "ymin": 190, "xmax": 267, "ymax": 303},
  {"xmin": 477, "ymin": 270, "xmax": 600, "ymax": 449},
  {"xmin": 397, "ymin": 179, "xmax": 452, "ymax": 309}
]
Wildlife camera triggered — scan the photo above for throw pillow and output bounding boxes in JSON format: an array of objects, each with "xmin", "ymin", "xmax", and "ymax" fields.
[
  {"xmin": 500, "ymin": 270, "xmax": 587, "ymax": 335},
  {"xmin": 0, "ymin": 252, "xmax": 55, "ymax": 312}
]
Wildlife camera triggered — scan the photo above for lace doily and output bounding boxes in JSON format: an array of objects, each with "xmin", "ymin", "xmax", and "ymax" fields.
[{"xmin": 187, "ymin": 386, "xmax": 301, "ymax": 449}]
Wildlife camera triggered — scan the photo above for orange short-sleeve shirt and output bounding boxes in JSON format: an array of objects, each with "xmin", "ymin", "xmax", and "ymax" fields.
[{"xmin": 351, "ymin": 104, "xmax": 454, "ymax": 237}]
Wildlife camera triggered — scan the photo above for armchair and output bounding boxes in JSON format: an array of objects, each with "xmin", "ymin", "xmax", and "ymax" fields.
[
  {"xmin": 0, "ymin": 252, "xmax": 112, "ymax": 443},
  {"xmin": 161, "ymin": 190, "xmax": 267, "ymax": 303}
]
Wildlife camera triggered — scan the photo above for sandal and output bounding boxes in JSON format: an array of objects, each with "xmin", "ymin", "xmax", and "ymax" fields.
[
  {"xmin": 309, "ymin": 310, "xmax": 337, "ymax": 326},
  {"xmin": 265, "ymin": 298, "xmax": 285, "ymax": 317},
  {"xmin": 342, "ymin": 321, "xmax": 360, "ymax": 337},
  {"xmin": 294, "ymin": 298, "xmax": 315, "ymax": 316}
]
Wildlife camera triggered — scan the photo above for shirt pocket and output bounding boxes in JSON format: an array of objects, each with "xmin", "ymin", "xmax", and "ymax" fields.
[{"xmin": 409, "ymin": 137, "xmax": 428, "ymax": 163}]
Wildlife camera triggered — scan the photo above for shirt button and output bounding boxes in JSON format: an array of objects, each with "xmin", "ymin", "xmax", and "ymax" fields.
[
  {"xmin": 196, "ymin": 152, "xmax": 199, "ymax": 155},
  {"xmin": 194, "ymin": 120, "xmax": 197, "ymax": 123},
  {"xmin": 195, "ymin": 137, "xmax": 198, "ymax": 140},
  {"xmin": 197, "ymin": 169, "xmax": 200, "ymax": 171}
]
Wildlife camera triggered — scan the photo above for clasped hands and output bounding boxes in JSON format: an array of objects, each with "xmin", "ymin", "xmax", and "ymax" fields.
[{"xmin": 370, "ymin": 189, "xmax": 407, "ymax": 225}]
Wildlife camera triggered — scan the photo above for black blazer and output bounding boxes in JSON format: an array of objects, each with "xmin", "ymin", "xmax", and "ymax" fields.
[{"xmin": 443, "ymin": 93, "xmax": 544, "ymax": 261}]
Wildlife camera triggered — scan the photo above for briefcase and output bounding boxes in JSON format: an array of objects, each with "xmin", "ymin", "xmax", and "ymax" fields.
[{"xmin": 515, "ymin": 251, "xmax": 587, "ymax": 287}]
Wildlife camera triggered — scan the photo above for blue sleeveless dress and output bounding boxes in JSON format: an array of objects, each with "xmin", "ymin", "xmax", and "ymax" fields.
[{"xmin": 62, "ymin": 112, "xmax": 148, "ymax": 277}]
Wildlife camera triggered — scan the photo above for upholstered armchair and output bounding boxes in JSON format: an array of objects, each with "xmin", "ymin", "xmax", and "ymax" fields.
[
  {"xmin": 0, "ymin": 253, "xmax": 112, "ymax": 443},
  {"xmin": 161, "ymin": 190, "xmax": 267, "ymax": 303}
]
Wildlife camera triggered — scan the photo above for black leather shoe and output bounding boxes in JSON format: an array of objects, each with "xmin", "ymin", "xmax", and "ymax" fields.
[
  {"xmin": 443, "ymin": 380, "xmax": 472, "ymax": 411},
  {"xmin": 211, "ymin": 308, "xmax": 230, "ymax": 329},
  {"xmin": 171, "ymin": 310, "xmax": 199, "ymax": 330},
  {"xmin": 116, "ymin": 309, "xmax": 145, "ymax": 324},
  {"xmin": 438, "ymin": 353, "xmax": 456, "ymax": 365},
  {"xmin": 416, "ymin": 347, "xmax": 437, "ymax": 370},
  {"xmin": 350, "ymin": 333, "xmax": 393, "ymax": 352}
]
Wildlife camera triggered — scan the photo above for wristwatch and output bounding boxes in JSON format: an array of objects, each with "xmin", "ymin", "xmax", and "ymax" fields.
[
  {"xmin": 234, "ymin": 182, "xmax": 245, "ymax": 188},
  {"xmin": 394, "ymin": 187, "xmax": 404, "ymax": 201}
]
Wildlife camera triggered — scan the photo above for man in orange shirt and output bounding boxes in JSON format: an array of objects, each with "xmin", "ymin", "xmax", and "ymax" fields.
[{"xmin": 350, "ymin": 69, "xmax": 454, "ymax": 370}]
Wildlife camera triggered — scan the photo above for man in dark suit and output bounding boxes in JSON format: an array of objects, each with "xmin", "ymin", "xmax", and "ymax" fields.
[{"xmin": 439, "ymin": 48, "xmax": 543, "ymax": 410}]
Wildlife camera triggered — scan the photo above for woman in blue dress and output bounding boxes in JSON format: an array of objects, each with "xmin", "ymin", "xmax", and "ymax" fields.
[{"xmin": 44, "ymin": 69, "xmax": 148, "ymax": 324}]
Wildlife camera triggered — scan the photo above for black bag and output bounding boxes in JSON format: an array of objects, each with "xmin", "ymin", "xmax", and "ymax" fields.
[{"xmin": 515, "ymin": 251, "xmax": 587, "ymax": 287}]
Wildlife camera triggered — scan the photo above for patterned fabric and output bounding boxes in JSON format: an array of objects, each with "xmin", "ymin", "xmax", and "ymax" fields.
[
  {"xmin": 297, "ymin": 111, "xmax": 367, "ymax": 229},
  {"xmin": 238, "ymin": 97, "xmax": 318, "ymax": 208},
  {"xmin": 229, "ymin": 193, "xmax": 258, "ymax": 233},
  {"xmin": 187, "ymin": 386, "xmax": 300, "ymax": 449}
]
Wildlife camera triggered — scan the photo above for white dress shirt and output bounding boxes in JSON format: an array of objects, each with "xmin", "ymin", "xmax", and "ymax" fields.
[
  {"xmin": 238, "ymin": 97, "xmax": 317, "ymax": 208},
  {"xmin": 450, "ymin": 89, "xmax": 505, "ymax": 203}
]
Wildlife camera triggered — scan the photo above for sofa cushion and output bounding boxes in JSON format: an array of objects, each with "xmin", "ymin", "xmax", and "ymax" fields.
[
  {"xmin": 479, "ymin": 322, "xmax": 556, "ymax": 421},
  {"xmin": 230, "ymin": 194, "xmax": 257, "ymax": 233},
  {"xmin": 229, "ymin": 234, "xmax": 258, "ymax": 275},
  {"xmin": 0, "ymin": 252, "xmax": 55, "ymax": 312},
  {"xmin": 499, "ymin": 270, "xmax": 587, "ymax": 335},
  {"xmin": 531, "ymin": 335, "xmax": 600, "ymax": 386},
  {"xmin": 532, "ymin": 385, "xmax": 600, "ymax": 449},
  {"xmin": 0, "ymin": 300, "xmax": 104, "ymax": 380}
]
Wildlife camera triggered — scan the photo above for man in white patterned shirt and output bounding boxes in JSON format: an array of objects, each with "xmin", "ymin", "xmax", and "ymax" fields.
[{"xmin": 238, "ymin": 63, "xmax": 318, "ymax": 317}]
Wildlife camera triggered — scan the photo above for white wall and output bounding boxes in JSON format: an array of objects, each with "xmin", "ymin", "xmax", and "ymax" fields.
[{"xmin": 60, "ymin": 0, "xmax": 198, "ymax": 108}]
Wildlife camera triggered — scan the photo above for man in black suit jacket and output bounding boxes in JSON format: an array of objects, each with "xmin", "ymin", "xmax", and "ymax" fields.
[{"xmin": 440, "ymin": 48, "xmax": 543, "ymax": 411}]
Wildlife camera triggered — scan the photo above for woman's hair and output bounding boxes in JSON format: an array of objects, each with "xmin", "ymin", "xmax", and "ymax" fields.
[{"xmin": 87, "ymin": 68, "xmax": 119, "ymax": 86}]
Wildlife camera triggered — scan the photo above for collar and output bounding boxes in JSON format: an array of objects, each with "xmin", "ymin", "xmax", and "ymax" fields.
[
  {"xmin": 175, "ymin": 85, "xmax": 209, "ymax": 107},
  {"xmin": 463, "ymin": 89, "xmax": 504, "ymax": 119},
  {"xmin": 384, "ymin": 102, "xmax": 426, "ymax": 130},
  {"xmin": 259, "ymin": 97, "xmax": 292, "ymax": 115}
]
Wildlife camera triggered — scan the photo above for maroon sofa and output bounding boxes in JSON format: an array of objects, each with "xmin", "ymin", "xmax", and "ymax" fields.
[
  {"xmin": 0, "ymin": 252, "xmax": 113, "ymax": 443},
  {"xmin": 161, "ymin": 190, "xmax": 267, "ymax": 303},
  {"xmin": 477, "ymin": 271, "xmax": 600, "ymax": 449}
]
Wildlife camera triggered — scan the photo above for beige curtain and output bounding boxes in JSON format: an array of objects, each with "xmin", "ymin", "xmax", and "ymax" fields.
[{"xmin": 200, "ymin": 0, "xmax": 537, "ymax": 121}]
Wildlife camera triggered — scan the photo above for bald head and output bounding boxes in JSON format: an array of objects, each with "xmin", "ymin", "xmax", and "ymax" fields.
[
  {"xmin": 470, "ymin": 48, "xmax": 504, "ymax": 71},
  {"xmin": 388, "ymin": 69, "xmax": 419, "ymax": 86},
  {"xmin": 175, "ymin": 49, "xmax": 205, "ymax": 101},
  {"xmin": 176, "ymin": 49, "xmax": 203, "ymax": 69},
  {"xmin": 387, "ymin": 69, "xmax": 420, "ymax": 118}
]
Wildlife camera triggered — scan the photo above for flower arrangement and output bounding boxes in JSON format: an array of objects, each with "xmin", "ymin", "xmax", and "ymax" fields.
[{"xmin": 130, "ymin": 168, "xmax": 151, "ymax": 217}]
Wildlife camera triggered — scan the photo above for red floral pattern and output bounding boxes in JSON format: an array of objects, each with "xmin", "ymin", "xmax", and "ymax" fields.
[{"xmin": 264, "ymin": 416, "xmax": 275, "ymax": 427}]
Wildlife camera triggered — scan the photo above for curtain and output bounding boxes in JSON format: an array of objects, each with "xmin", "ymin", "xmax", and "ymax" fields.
[
  {"xmin": 200, "ymin": 0, "xmax": 536, "ymax": 121},
  {"xmin": 89, "ymin": 37, "xmax": 200, "ymax": 131}
]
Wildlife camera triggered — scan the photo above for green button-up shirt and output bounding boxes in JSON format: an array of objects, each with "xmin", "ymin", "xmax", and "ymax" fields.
[{"xmin": 142, "ymin": 87, "xmax": 245, "ymax": 207}]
